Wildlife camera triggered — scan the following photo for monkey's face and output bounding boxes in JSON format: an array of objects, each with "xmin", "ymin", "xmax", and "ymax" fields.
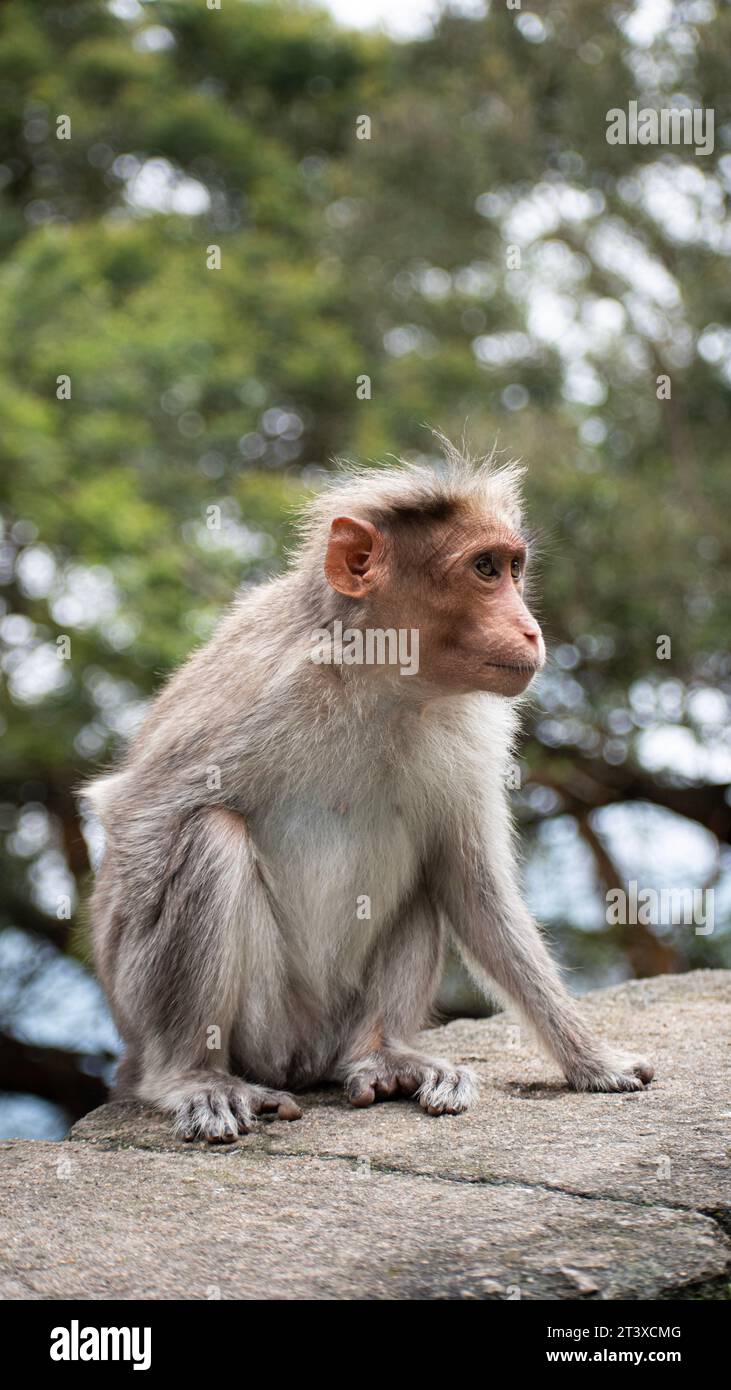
[
  {"xmin": 422, "ymin": 514, "xmax": 545, "ymax": 696},
  {"xmin": 323, "ymin": 508, "xmax": 545, "ymax": 698}
]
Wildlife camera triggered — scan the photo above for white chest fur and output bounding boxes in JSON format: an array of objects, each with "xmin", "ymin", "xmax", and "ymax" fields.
[
  {"xmin": 253, "ymin": 783, "xmax": 422, "ymax": 983},
  {"xmin": 250, "ymin": 690, "xmax": 514, "ymax": 956}
]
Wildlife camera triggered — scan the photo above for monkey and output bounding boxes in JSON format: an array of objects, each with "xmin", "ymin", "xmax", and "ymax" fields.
[{"xmin": 84, "ymin": 438, "xmax": 653, "ymax": 1143}]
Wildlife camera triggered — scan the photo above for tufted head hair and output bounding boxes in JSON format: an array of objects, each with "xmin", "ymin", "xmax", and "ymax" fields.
[{"xmin": 292, "ymin": 433, "xmax": 526, "ymax": 573}]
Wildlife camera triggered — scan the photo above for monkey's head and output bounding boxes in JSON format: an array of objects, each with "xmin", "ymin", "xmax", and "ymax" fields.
[{"xmin": 313, "ymin": 441, "xmax": 545, "ymax": 699}]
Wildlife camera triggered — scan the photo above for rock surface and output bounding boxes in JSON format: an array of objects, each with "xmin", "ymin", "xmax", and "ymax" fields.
[{"xmin": 1, "ymin": 970, "xmax": 730, "ymax": 1300}]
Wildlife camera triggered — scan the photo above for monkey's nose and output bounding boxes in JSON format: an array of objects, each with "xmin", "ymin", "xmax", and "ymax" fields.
[
  {"xmin": 521, "ymin": 619, "xmax": 545, "ymax": 668},
  {"xmin": 521, "ymin": 617, "xmax": 542, "ymax": 646}
]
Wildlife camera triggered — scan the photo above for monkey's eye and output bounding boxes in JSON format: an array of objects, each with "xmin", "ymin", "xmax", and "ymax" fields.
[
  {"xmin": 474, "ymin": 553, "xmax": 498, "ymax": 579},
  {"xmin": 510, "ymin": 557, "xmax": 522, "ymax": 580}
]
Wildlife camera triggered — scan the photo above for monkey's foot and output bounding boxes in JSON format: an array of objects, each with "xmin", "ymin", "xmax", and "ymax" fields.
[
  {"xmin": 345, "ymin": 1049, "xmax": 477, "ymax": 1115},
  {"xmin": 171, "ymin": 1077, "xmax": 302, "ymax": 1143},
  {"xmin": 568, "ymin": 1053, "xmax": 655, "ymax": 1093}
]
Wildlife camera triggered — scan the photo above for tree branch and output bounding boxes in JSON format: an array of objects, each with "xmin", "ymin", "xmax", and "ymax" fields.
[
  {"xmin": 530, "ymin": 749, "xmax": 731, "ymax": 845},
  {"xmin": 0, "ymin": 1031, "xmax": 111, "ymax": 1121},
  {"xmin": 0, "ymin": 894, "xmax": 74, "ymax": 950},
  {"xmin": 572, "ymin": 810, "xmax": 680, "ymax": 976}
]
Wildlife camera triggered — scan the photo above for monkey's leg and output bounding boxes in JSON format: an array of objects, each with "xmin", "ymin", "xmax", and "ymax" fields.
[
  {"xmin": 114, "ymin": 807, "xmax": 302, "ymax": 1142},
  {"xmin": 437, "ymin": 839, "xmax": 654, "ymax": 1093},
  {"xmin": 339, "ymin": 891, "xmax": 478, "ymax": 1115}
]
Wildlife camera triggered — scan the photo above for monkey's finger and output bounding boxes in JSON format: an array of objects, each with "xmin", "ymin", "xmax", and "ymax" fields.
[
  {"xmin": 179, "ymin": 1115, "xmax": 198, "ymax": 1142},
  {"xmin": 253, "ymin": 1088, "xmax": 303, "ymax": 1121},
  {"xmin": 347, "ymin": 1077, "xmax": 376, "ymax": 1107},
  {"xmin": 259, "ymin": 1095, "xmax": 302, "ymax": 1120},
  {"xmin": 200, "ymin": 1091, "xmax": 240, "ymax": 1143},
  {"xmin": 206, "ymin": 1111, "xmax": 240, "ymax": 1143},
  {"xmin": 175, "ymin": 1103, "xmax": 196, "ymax": 1141},
  {"xmin": 176, "ymin": 1099, "xmax": 222, "ymax": 1142},
  {"xmin": 276, "ymin": 1097, "xmax": 303, "ymax": 1120},
  {"xmin": 226, "ymin": 1096, "xmax": 255, "ymax": 1135},
  {"xmin": 231, "ymin": 1113, "xmax": 254, "ymax": 1135},
  {"xmin": 373, "ymin": 1074, "xmax": 399, "ymax": 1099}
]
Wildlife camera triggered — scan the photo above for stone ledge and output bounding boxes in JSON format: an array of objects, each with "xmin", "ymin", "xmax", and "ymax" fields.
[{"xmin": 1, "ymin": 970, "xmax": 730, "ymax": 1300}]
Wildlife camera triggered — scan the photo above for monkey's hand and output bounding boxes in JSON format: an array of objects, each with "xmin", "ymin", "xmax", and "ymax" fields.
[
  {"xmin": 345, "ymin": 1048, "xmax": 477, "ymax": 1116},
  {"xmin": 169, "ymin": 1076, "xmax": 302, "ymax": 1143},
  {"xmin": 566, "ymin": 1052, "xmax": 655, "ymax": 1093}
]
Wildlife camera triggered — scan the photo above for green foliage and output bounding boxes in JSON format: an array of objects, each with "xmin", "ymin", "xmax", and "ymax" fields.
[{"xmin": 0, "ymin": 0, "xmax": 729, "ymax": 984}]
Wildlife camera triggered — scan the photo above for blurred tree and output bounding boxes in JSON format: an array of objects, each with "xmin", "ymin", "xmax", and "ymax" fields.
[{"xmin": 0, "ymin": 0, "xmax": 729, "ymax": 1125}]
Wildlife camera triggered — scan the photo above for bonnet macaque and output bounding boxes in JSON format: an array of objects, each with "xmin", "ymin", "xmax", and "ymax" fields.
[{"xmin": 86, "ymin": 441, "xmax": 653, "ymax": 1141}]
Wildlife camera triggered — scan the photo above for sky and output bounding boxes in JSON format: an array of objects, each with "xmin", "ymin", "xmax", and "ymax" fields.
[
  {"xmin": 319, "ymin": 0, "xmax": 443, "ymax": 39},
  {"xmin": 118, "ymin": 0, "xmax": 678, "ymax": 42},
  {"xmin": 318, "ymin": 0, "xmax": 673, "ymax": 44}
]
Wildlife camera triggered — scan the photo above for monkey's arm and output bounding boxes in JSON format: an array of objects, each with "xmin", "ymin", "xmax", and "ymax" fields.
[{"xmin": 431, "ymin": 815, "xmax": 654, "ymax": 1092}]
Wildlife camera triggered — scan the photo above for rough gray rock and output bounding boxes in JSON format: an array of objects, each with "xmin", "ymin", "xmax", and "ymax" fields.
[{"xmin": 1, "ymin": 970, "xmax": 730, "ymax": 1300}]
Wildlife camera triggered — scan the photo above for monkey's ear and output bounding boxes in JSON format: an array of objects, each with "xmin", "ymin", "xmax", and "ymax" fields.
[{"xmin": 324, "ymin": 516, "xmax": 384, "ymax": 598}]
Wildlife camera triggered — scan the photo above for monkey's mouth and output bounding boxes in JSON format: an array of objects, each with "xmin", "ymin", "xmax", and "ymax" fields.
[{"xmin": 484, "ymin": 661, "xmax": 538, "ymax": 675}]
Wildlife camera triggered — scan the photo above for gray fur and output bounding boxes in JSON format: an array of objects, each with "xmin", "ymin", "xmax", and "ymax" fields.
[{"xmin": 85, "ymin": 444, "xmax": 652, "ymax": 1141}]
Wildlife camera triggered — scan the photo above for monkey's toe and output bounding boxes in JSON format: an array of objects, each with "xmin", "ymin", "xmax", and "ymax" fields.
[
  {"xmin": 250, "ymin": 1086, "xmax": 303, "ymax": 1121},
  {"xmin": 347, "ymin": 1078, "xmax": 376, "ymax": 1107},
  {"xmin": 576, "ymin": 1054, "xmax": 655, "ymax": 1093},
  {"xmin": 417, "ymin": 1065, "xmax": 477, "ymax": 1115}
]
